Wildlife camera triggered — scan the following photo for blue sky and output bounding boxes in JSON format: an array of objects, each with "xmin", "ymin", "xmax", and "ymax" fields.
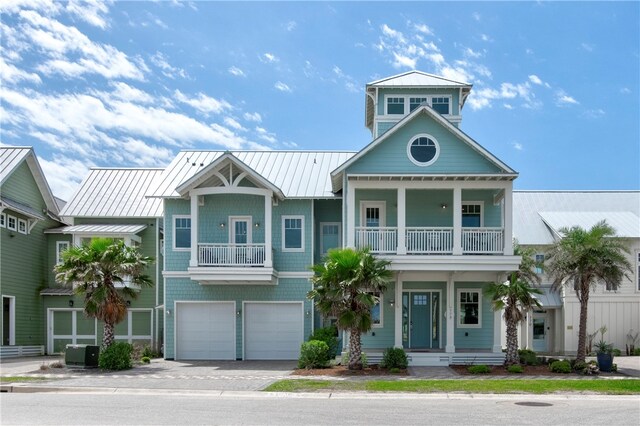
[{"xmin": 1, "ymin": 1, "xmax": 638, "ymax": 199}]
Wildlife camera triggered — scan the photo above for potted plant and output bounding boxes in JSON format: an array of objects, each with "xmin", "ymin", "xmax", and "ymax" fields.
[{"xmin": 594, "ymin": 340, "xmax": 614, "ymax": 372}]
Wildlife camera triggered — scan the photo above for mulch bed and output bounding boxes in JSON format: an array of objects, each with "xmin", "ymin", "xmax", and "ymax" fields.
[{"xmin": 293, "ymin": 364, "xmax": 408, "ymax": 376}]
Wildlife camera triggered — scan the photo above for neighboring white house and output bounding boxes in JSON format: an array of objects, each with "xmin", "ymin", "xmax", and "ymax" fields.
[{"xmin": 511, "ymin": 190, "xmax": 640, "ymax": 354}]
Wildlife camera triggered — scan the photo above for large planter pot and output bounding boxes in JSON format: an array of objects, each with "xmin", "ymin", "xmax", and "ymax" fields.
[{"xmin": 597, "ymin": 353, "xmax": 614, "ymax": 372}]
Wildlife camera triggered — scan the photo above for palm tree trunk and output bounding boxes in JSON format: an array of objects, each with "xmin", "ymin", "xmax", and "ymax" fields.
[
  {"xmin": 576, "ymin": 286, "xmax": 589, "ymax": 363},
  {"xmin": 505, "ymin": 319, "xmax": 519, "ymax": 365},
  {"xmin": 103, "ymin": 321, "xmax": 115, "ymax": 349},
  {"xmin": 348, "ymin": 327, "xmax": 363, "ymax": 370}
]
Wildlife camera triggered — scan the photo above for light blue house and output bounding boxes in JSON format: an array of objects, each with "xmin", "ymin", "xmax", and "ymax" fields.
[{"xmin": 152, "ymin": 71, "xmax": 522, "ymax": 365}]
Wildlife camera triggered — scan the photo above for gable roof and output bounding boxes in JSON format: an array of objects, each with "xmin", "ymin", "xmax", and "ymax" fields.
[
  {"xmin": 0, "ymin": 146, "xmax": 60, "ymax": 216},
  {"xmin": 513, "ymin": 191, "xmax": 640, "ymax": 245},
  {"xmin": 60, "ymin": 168, "xmax": 164, "ymax": 217},
  {"xmin": 332, "ymin": 105, "xmax": 517, "ymax": 191},
  {"xmin": 367, "ymin": 71, "xmax": 471, "ymax": 88},
  {"xmin": 149, "ymin": 151, "xmax": 355, "ymax": 198}
]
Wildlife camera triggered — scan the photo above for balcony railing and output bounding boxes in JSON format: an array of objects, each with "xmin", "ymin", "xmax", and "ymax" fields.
[
  {"xmin": 354, "ymin": 227, "xmax": 504, "ymax": 255},
  {"xmin": 355, "ymin": 227, "xmax": 397, "ymax": 254},
  {"xmin": 462, "ymin": 228, "xmax": 504, "ymax": 254},
  {"xmin": 198, "ymin": 243, "xmax": 266, "ymax": 266},
  {"xmin": 406, "ymin": 227, "xmax": 453, "ymax": 254}
]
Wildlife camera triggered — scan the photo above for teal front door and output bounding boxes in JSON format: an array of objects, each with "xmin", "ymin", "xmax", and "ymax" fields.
[{"xmin": 410, "ymin": 293, "xmax": 430, "ymax": 348}]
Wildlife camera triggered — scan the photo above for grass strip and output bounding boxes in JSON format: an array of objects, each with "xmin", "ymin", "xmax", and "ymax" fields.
[
  {"xmin": 265, "ymin": 379, "xmax": 640, "ymax": 395},
  {"xmin": 0, "ymin": 376, "xmax": 51, "ymax": 383}
]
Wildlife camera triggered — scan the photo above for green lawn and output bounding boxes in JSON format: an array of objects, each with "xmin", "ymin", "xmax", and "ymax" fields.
[
  {"xmin": 265, "ymin": 379, "xmax": 640, "ymax": 395},
  {"xmin": 0, "ymin": 376, "xmax": 51, "ymax": 383}
]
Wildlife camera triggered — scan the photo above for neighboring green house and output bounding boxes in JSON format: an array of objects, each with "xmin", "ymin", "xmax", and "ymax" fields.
[
  {"xmin": 41, "ymin": 168, "xmax": 164, "ymax": 354},
  {"xmin": 0, "ymin": 147, "xmax": 66, "ymax": 357}
]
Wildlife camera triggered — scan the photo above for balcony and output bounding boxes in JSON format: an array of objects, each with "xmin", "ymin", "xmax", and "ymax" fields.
[
  {"xmin": 198, "ymin": 243, "xmax": 266, "ymax": 266},
  {"xmin": 354, "ymin": 226, "xmax": 504, "ymax": 255},
  {"xmin": 188, "ymin": 243, "xmax": 276, "ymax": 285}
]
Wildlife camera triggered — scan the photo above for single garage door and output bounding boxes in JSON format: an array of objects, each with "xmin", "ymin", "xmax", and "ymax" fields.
[
  {"xmin": 176, "ymin": 302, "xmax": 235, "ymax": 360},
  {"xmin": 244, "ymin": 302, "xmax": 303, "ymax": 360}
]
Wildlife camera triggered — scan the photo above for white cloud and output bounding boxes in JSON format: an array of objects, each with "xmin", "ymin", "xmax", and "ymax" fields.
[
  {"xmin": 174, "ymin": 90, "xmax": 231, "ymax": 115},
  {"xmin": 255, "ymin": 126, "xmax": 277, "ymax": 144},
  {"xmin": 620, "ymin": 87, "xmax": 631, "ymax": 94},
  {"xmin": 223, "ymin": 117, "xmax": 246, "ymax": 131},
  {"xmin": 261, "ymin": 52, "xmax": 278, "ymax": 63},
  {"xmin": 285, "ymin": 20, "xmax": 297, "ymax": 31},
  {"xmin": 480, "ymin": 34, "xmax": 492, "ymax": 42},
  {"xmin": 581, "ymin": 43, "xmax": 594, "ymax": 52},
  {"xmin": 228, "ymin": 66, "xmax": 245, "ymax": 77},
  {"xmin": 0, "ymin": 57, "xmax": 42, "ymax": 84},
  {"xmin": 381, "ymin": 24, "xmax": 406, "ymax": 44},
  {"xmin": 65, "ymin": 0, "xmax": 110, "ymax": 29},
  {"xmin": 109, "ymin": 82, "xmax": 154, "ymax": 104},
  {"xmin": 463, "ymin": 47, "xmax": 482, "ymax": 58},
  {"xmin": 528, "ymin": 75, "xmax": 543, "ymax": 85},
  {"xmin": 392, "ymin": 52, "xmax": 416, "ymax": 69},
  {"xmin": 512, "ymin": 142, "xmax": 523, "ymax": 151},
  {"xmin": 151, "ymin": 52, "xmax": 187, "ymax": 79},
  {"xmin": 243, "ymin": 112, "xmax": 262, "ymax": 122},
  {"xmin": 472, "ymin": 12, "xmax": 481, "ymax": 21},
  {"xmin": 413, "ymin": 23, "xmax": 433, "ymax": 36},
  {"xmin": 39, "ymin": 156, "xmax": 91, "ymax": 200},
  {"xmin": 274, "ymin": 81, "xmax": 291, "ymax": 92},
  {"xmin": 332, "ymin": 66, "xmax": 360, "ymax": 93},
  {"xmin": 582, "ymin": 108, "xmax": 605, "ymax": 119},
  {"xmin": 556, "ymin": 90, "xmax": 579, "ymax": 106}
]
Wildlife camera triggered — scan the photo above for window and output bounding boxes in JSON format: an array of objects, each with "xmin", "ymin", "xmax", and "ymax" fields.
[
  {"xmin": 173, "ymin": 216, "xmax": 191, "ymax": 250},
  {"xmin": 7, "ymin": 215, "xmax": 16, "ymax": 231},
  {"xmin": 56, "ymin": 241, "xmax": 70, "ymax": 264},
  {"xmin": 535, "ymin": 254, "xmax": 545, "ymax": 274},
  {"xmin": 432, "ymin": 97, "xmax": 450, "ymax": 114},
  {"xmin": 409, "ymin": 97, "xmax": 428, "ymax": 112},
  {"xmin": 17, "ymin": 218, "xmax": 27, "ymax": 234},
  {"xmin": 407, "ymin": 135, "xmax": 440, "ymax": 166},
  {"xmin": 0, "ymin": 213, "xmax": 5, "ymax": 228},
  {"xmin": 458, "ymin": 290, "xmax": 481, "ymax": 328},
  {"xmin": 369, "ymin": 292, "xmax": 383, "ymax": 328},
  {"xmin": 282, "ymin": 216, "xmax": 304, "ymax": 251},
  {"xmin": 462, "ymin": 203, "xmax": 482, "ymax": 227},
  {"xmin": 386, "ymin": 97, "xmax": 405, "ymax": 115},
  {"xmin": 320, "ymin": 223, "xmax": 341, "ymax": 255}
]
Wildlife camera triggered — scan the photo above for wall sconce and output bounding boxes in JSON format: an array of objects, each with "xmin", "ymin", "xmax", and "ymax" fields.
[
  {"xmin": 126, "ymin": 300, "xmax": 131, "ymax": 307},
  {"xmin": 219, "ymin": 222, "xmax": 226, "ymax": 228},
  {"xmin": 236, "ymin": 309, "xmax": 242, "ymax": 316},
  {"xmin": 68, "ymin": 300, "xmax": 74, "ymax": 307},
  {"xmin": 166, "ymin": 309, "xmax": 171, "ymax": 316},
  {"xmin": 306, "ymin": 310, "xmax": 311, "ymax": 316},
  {"xmin": 440, "ymin": 203, "xmax": 448, "ymax": 209},
  {"xmin": 254, "ymin": 222, "xmax": 260, "ymax": 228},
  {"xmin": 389, "ymin": 299, "xmax": 395, "ymax": 308}
]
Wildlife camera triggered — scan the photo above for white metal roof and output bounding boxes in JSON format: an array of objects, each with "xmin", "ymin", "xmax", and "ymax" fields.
[
  {"xmin": 367, "ymin": 71, "xmax": 471, "ymax": 88},
  {"xmin": 539, "ymin": 211, "xmax": 640, "ymax": 239},
  {"xmin": 0, "ymin": 196, "xmax": 46, "ymax": 220},
  {"xmin": 61, "ymin": 168, "xmax": 164, "ymax": 217},
  {"xmin": 45, "ymin": 224, "xmax": 147, "ymax": 234},
  {"xmin": 148, "ymin": 151, "xmax": 356, "ymax": 198},
  {"xmin": 533, "ymin": 287, "xmax": 563, "ymax": 308},
  {"xmin": 513, "ymin": 191, "xmax": 640, "ymax": 245},
  {"xmin": 0, "ymin": 146, "xmax": 61, "ymax": 215}
]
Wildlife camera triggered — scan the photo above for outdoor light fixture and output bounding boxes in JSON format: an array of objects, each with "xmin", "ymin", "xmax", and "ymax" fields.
[
  {"xmin": 440, "ymin": 203, "xmax": 448, "ymax": 209},
  {"xmin": 389, "ymin": 299, "xmax": 395, "ymax": 308},
  {"xmin": 219, "ymin": 222, "xmax": 226, "ymax": 228},
  {"xmin": 126, "ymin": 300, "xmax": 131, "ymax": 307},
  {"xmin": 254, "ymin": 222, "xmax": 260, "ymax": 228},
  {"xmin": 68, "ymin": 300, "xmax": 74, "ymax": 307},
  {"xmin": 236, "ymin": 309, "xmax": 242, "ymax": 316},
  {"xmin": 306, "ymin": 310, "xmax": 311, "ymax": 316},
  {"xmin": 166, "ymin": 309, "xmax": 171, "ymax": 316}
]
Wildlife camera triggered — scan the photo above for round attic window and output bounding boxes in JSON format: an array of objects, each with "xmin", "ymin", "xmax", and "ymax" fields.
[{"xmin": 407, "ymin": 135, "xmax": 439, "ymax": 166}]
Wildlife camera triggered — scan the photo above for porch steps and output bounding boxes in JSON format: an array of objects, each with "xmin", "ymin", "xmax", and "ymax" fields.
[{"xmin": 362, "ymin": 351, "xmax": 505, "ymax": 367}]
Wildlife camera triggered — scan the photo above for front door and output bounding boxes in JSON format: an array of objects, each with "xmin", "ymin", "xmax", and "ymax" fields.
[
  {"xmin": 532, "ymin": 314, "xmax": 548, "ymax": 352},
  {"xmin": 360, "ymin": 202, "xmax": 386, "ymax": 252},
  {"xmin": 402, "ymin": 291, "xmax": 440, "ymax": 350}
]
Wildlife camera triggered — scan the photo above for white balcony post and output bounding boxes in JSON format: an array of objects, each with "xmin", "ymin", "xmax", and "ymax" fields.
[
  {"xmin": 397, "ymin": 187, "xmax": 406, "ymax": 255},
  {"xmin": 264, "ymin": 194, "xmax": 273, "ymax": 268},
  {"xmin": 493, "ymin": 309, "xmax": 503, "ymax": 353},
  {"xmin": 452, "ymin": 187, "xmax": 462, "ymax": 255},
  {"xmin": 347, "ymin": 182, "xmax": 356, "ymax": 248},
  {"xmin": 445, "ymin": 273, "xmax": 455, "ymax": 353},
  {"xmin": 503, "ymin": 185, "xmax": 513, "ymax": 255},
  {"xmin": 189, "ymin": 193, "xmax": 199, "ymax": 267},
  {"xmin": 394, "ymin": 274, "xmax": 403, "ymax": 348}
]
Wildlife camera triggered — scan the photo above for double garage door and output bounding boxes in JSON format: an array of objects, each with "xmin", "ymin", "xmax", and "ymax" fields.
[{"xmin": 175, "ymin": 302, "xmax": 303, "ymax": 360}]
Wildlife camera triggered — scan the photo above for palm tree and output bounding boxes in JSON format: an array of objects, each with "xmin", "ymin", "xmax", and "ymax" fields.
[
  {"xmin": 486, "ymin": 245, "xmax": 543, "ymax": 365},
  {"xmin": 546, "ymin": 221, "xmax": 631, "ymax": 362},
  {"xmin": 55, "ymin": 238, "xmax": 154, "ymax": 348},
  {"xmin": 308, "ymin": 248, "xmax": 392, "ymax": 370}
]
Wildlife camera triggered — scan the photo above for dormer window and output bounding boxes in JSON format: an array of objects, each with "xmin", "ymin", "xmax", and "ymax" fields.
[{"xmin": 386, "ymin": 97, "xmax": 405, "ymax": 114}]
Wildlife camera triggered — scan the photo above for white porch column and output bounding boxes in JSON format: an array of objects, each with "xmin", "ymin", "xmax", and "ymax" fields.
[
  {"xmin": 189, "ymin": 193, "xmax": 198, "ymax": 267},
  {"xmin": 394, "ymin": 273, "xmax": 403, "ymax": 348},
  {"xmin": 397, "ymin": 187, "xmax": 406, "ymax": 255},
  {"xmin": 452, "ymin": 187, "xmax": 462, "ymax": 255},
  {"xmin": 264, "ymin": 194, "xmax": 273, "ymax": 268},
  {"xmin": 346, "ymin": 181, "xmax": 356, "ymax": 248},
  {"xmin": 445, "ymin": 273, "xmax": 456, "ymax": 353},
  {"xmin": 493, "ymin": 309, "xmax": 503, "ymax": 353},
  {"xmin": 503, "ymin": 184, "xmax": 513, "ymax": 255}
]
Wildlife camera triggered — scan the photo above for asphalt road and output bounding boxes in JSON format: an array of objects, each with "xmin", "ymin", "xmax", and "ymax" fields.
[{"xmin": 1, "ymin": 392, "xmax": 638, "ymax": 425}]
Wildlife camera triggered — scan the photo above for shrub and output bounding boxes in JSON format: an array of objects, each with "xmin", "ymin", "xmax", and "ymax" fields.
[
  {"xmin": 634, "ymin": 348, "xmax": 640, "ymax": 356},
  {"xmin": 389, "ymin": 367, "xmax": 401, "ymax": 374},
  {"xmin": 341, "ymin": 351, "xmax": 368, "ymax": 368},
  {"xmin": 99, "ymin": 342, "xmax": 133, "ymax": 371},
  {"xmin": 309, "ymin": 326, "xmax": 339, "ymax": 356},
  {"xmin": 611, "ymin": 363, "xmax": 618, "ymax": 372},
  {"xmin": 612, "ymin": 348, "xmax": 621, "ymax": 357},
  {"xmin": 468, "ymin": 365, "xmax": 491, "ymax": 374},
  {"xmin": 518, "ymin": 349, "xmax": 539, "ymax": 366},
  {"xmin": 380, "ymin": 347, "xmax": 408, "ymax": 370},
  {"xmin": 141, "ymin": 356, "xmax": 151, "ymax": 364},
  {"xmin": 549, "ymin": 360, "xmax": 571, "ymax": 374},
  {"xmin": 507, "ymin": 364, "xmax": 524, "ymax": 373},
  {"xmin": 298, "ymin": 340, "xmax": 331, "ymax": 369}
]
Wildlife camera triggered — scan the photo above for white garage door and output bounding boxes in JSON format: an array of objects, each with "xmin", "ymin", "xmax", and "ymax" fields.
[
  {"xmin": 244, "ymin": 302, "xmax": 303, "ymax": 360},
  {"xmin": 176, "ymin": 302, "xmax": 235, "ymax": 360}
]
